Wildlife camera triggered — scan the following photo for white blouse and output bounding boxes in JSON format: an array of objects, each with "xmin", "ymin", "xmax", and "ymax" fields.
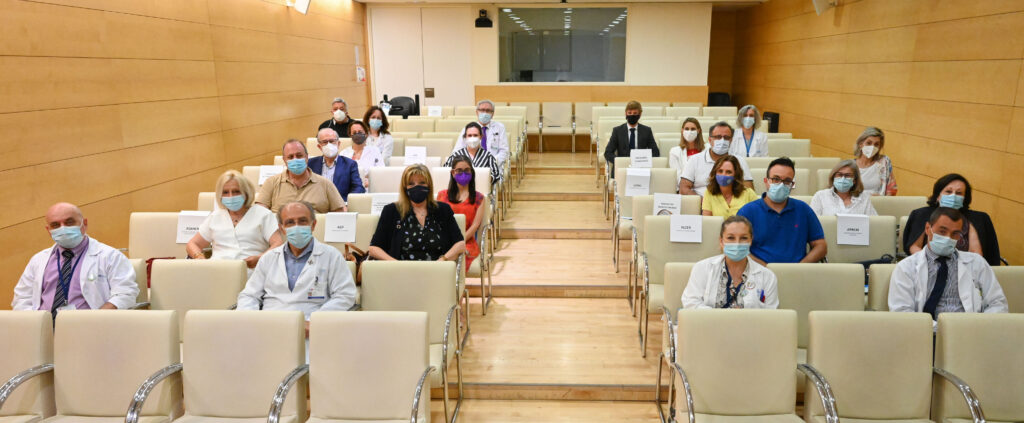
[
  {"xmin": 668, "ymin": 146, "xmax": 698, "ymax": 182},
  {"xmin": 198, "ymin": 205, "xmax": 279, "ymax": 261},
  {"xmin": 367, "ymin": 133, "xmax": 394, "ymax": 163},
  {"xmin": 341, "ymin": 145, "xmax": 385, "ymax": 181},
  {"xmin": 809, "ymin": 188, "xmax": 878, "ymax": 216},
  {"xmin": 859, "ymin": 161, "xmax": 884, "ymax": 195}
]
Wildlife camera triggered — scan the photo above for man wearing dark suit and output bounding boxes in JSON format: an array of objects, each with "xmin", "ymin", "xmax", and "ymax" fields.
[
  {"xmin": 603, "ymin": 100, "xmax": 660, "ymax": 171},
  {"xmin": 309, "ymin": 128, "xmax": 365, "ymax": 201}
]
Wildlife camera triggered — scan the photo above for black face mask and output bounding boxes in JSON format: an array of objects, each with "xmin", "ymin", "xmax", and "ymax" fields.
[
  {"xmin": 626, "ymin": 114, "xmax": 640, "ymax": 125},
  {"xmin": 406, "ymin": 185, "xmax": 430, "ymax": 204}
]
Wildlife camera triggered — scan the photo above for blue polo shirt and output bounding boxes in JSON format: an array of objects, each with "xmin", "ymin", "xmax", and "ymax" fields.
[{"xmin": 737, "ymin": 194, "xmax": 824, "ymax": 264}]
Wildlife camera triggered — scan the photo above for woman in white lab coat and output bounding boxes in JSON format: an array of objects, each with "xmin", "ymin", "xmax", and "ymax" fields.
[
  {"xmin": 682, "ymin": 215, "xmax": 779, "ymax": 309},
  {"xmin": 729, "ymin": 105, "xmax": 769, "ymax": 158}
]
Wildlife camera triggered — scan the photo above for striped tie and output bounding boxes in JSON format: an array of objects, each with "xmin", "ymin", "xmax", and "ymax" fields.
[{"xmin": 52, "ymin": 250, "xmax": 74, "ymax": 319}]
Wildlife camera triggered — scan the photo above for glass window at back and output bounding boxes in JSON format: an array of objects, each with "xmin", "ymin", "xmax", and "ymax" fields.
[{"xmin": 499, "ymin": 8, "xmax": 627, "ymax": 82}]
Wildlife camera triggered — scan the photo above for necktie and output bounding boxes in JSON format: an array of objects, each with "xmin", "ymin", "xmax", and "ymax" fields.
[
  {"xmin": 923, "ymin": 257, "xmax": 949, "ymax": 319},
  {"xmin": 52, "ymin": 250, "xmax": 74, "ymax": 319},
  {"xmin": 481, "ymin": 126, "xmax": 488, "ymax": 151},
  {"xmin": 629, "ymin": 127, "xmax": 636, "ymax": 150}
]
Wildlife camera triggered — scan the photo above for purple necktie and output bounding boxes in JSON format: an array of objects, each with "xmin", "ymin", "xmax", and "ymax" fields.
[{"xmin": 481, "ymin": 126, "xmax": 488, "ymax": 151}]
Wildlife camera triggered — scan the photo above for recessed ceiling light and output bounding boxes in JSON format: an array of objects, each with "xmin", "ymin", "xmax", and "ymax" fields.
[{"xmin": 502, "ymin": 8, "xmax": 511, "ymax": 12}]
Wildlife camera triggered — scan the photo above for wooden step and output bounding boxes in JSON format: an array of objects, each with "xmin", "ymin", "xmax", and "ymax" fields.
[
  {"xmin": 433, "ymin": 382, "xmax": 666, "ymax": 401},
  {"xmin": 519, "ymin": 166, "xmax": 596, "ymax": 175},
  {"xmin": 467, "ymin": 284, "xmax": 626, "ymax": 298},
  {"xmin": 515, "ymin": 192, "xmax": 603, "ymax": 201},
  {"xmin": 427, "ymin": 399, "xmax": 662, "ymax": 422},
  {"xmin": 502, "ymin": 228, "xmax": 611, "ymax": 239}
]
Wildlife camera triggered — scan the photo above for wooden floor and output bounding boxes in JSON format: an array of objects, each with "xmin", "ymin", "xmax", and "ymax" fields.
[{"xmin": 451, "ymin": 152, "xmax": 661, "ymax": 421}]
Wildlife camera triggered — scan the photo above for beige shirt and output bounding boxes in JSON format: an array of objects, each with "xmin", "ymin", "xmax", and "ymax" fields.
[{"xmin": 256, "ymin": 170, "xmax": 345, "ymax": 213}]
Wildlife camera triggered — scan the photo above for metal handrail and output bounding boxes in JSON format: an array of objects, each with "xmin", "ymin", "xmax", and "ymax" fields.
[
  {"xmin": 266, "ymin": 364, "xmax": 309, "ymax": 423},
  {"xmin": 670, "ymin": 362, "xmax": 696, "ymax": 423},
  {"xmin": 0, "ymin": 364, "xmax": 53, "ymax": 410},
  {"xmin": 934, "ymin": 367, "xmax": 986, "ymax": 423},
  {"xmin": 409, "ymin": 366, "xmax": 436, "ymax": 423},
  {"xmin": 125, "ymin": 363, "xmax": 182, "ymax": 423},
  {"xmin": 798, "ymin": 363, "xmax": 841, "ymax": 423}
]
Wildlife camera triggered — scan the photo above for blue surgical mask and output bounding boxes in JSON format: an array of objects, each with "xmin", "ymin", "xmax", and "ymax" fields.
[
  {"xmin": 723, "ymin": 243, "xmax": 751, "ymax": 261},
  {"xmin": 833, "ymin": 177, "xmax": 854, "ymax": 193},
  {"xmin": 715, "ymin": 174, "xmax": 735, "ymax": 187},
  {"xmin": 221, "ymin": 194, "xmax": 245, "ymax": 212},
  {"xmin": 478, "ymin": 112, "xmax": 492, "ymax": 125},
  {"xmin": 929, "ymin": 233, "xmax": 957, "ymax": 257},
  {"xmin": 285, "ymin": 225, "xmax": 313, "ymax": 249},
  {"xmin": 767, "ymin": 182, "xmax": 791, "ymax": 203},
  {"xmin": 741, "ymin": 116, "xmax": 755, "ymax": 129},
  {"xmin": 50, "ymin": 225, "xmax": 84, "ymax": 249},
  {"xmin": 368, "ymin": 118, "xmax": 383, "ymax": 130},
  {"xmin": 939, "ymin": 194, "xmax": 964, "ymax": 209},
  {"xmin": 286, "ymin": 158, "xmax": 307, "ymax": 175}
]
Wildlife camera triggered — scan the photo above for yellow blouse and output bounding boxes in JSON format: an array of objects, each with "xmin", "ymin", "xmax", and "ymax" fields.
[{"xmin": 702, "ymin": 188, "xmax": 759, "ymax": 217}]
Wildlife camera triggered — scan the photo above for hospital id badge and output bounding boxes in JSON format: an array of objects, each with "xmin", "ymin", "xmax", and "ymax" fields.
[
  {"xmin": 57, "ymin": 304, "xmax": 77, "ymax": 312},
  {"xmin": 308, "ymin": 276, "xmax": 326, "ymax": 300}
]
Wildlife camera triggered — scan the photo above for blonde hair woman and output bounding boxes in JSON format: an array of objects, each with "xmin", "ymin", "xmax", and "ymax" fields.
[
  {"xmin": 668, "ymin": 117, "xmax": 705, "ymax": 183},
  {"xmin": 368, "ymin": 164, "xmax": 466, "ymax": 261},
  {"xmin": 854, "ymin": 126, "xmax": 897, "ymax": 196},
  {"xmin": 186, "ymin": 170, "xmax": 283, "ymax": 271}
]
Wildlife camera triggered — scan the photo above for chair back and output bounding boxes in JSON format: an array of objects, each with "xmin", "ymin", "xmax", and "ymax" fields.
[
  {"xmin": 644, "ymin": 216, "xmax": 724, "ymax": 289},
  {"xmin": 0, "ymin": 311, "xmax": 54, "ymax": 419},
  {"xmin": 768, "ymin": 263, "xmax": 866, "ymax": 348},
  {"xmin": 819, "ymin": 216, "xmax": 897, "ymax": 263},
  {"xmin": 387, "ymin": 156, "xmax": 442, "ymax": 167},
  {"xmin": 360, "ymin": 261, "xmax": 457, "ymax": 346},
  {"xmin": 574, "ymin": 102, "xmax": 603, "ymax": 129},
  {"xmin": 129, "ymin": 258, "xmax": 149, "ymax": 303},
  {"xmin": 313, "ymin": 213, "xmax": 380, "ymax": 253},
  {"xmin": 129, "ymin": 212, "xmax": 186, "ymax": 259},
  {"xmin": 869, "ymin": 196, "xmax": 927, "ymax": 218},
  {"xmin": 665, "ymin": 107, "xmax": 701, "ymax": 119},
  {"xmin": 407, "ymin": 138, "xmax": 456, "ymax": 158},
  {"xmin": 368, "ymin": 167, "xmax": 404, "ymax": 193},
  {"xmin": 149, "ymin": 260, "xmax": 248, "ymax": 341},
  {"xmin": 992, "ymin": 266, "xmax": 1024, "ymax": 313},
  {"xmin": 702, "ymin": 106, "xmax": 738, "ymax": 117},
  {"xmin": 541, "ymin": 102, "xmax": 573, "ymax": 127},
  {"xmin": 196, "ymin": 192, "xmax": 215, "ymax": 211},
  {"xmin": 866, "ymin": 263, "xmax": 897, "ymax": 311},
  {"xmin": 767, "ymin": 139, "xmax": 810, "ymax": 157},
  {"xmin": 392, "ymin": 119, "xmax": 435, "ymax": 134}
]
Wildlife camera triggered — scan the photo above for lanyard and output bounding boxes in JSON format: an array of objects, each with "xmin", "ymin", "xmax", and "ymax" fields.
[
  {"xmin": 56, "ymin": 249, "xmax": 85, "ymax": 296},
  {"xmin": 744, "ymin": 131, "xmax": 754, "ymax": 155},
  {"xmin": 723, "ymin": 269, "xmax": 745, "ymax": 308}
]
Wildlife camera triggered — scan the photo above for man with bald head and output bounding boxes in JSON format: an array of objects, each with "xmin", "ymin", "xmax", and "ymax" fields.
[
  {"xmin": 13, "ymin": 203, "xmax": 139, "ymax": 316},
  {"xmin": 308, "ymin": 128, "xmax": 364, "ymax": 200}
]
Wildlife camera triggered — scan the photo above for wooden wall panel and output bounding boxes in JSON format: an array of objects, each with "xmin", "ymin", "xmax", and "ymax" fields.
[
  {"xmin": 474, "ymin": 85, "xmax": 708, "ymax": 104},
  {"xmin": 732, "ymin": 0, "xmax": 1024, "ymax": 264},
  {"xmin": 707, "ymin": 11, "xmax": 736, "ymax": 94},
  {"xmin": 0, "ymin": 0, "xmax": 369, "ymax": 308}
]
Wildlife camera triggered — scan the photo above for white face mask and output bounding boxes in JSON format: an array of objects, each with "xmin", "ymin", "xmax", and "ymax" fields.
[
  {"xmin": 321, "ymin": 143, "xmax": 339, "ymax": 158},
  {"xmin": 712, "ymin": 139, "xmax": 730, "ymax": 155},
  {"xmin": 682, "ymin": 129, "xmax": 698, "ymax": 142},
  {"xmin": 332, "ymin": 109, "xmax": 346, "ymax": 121},
  {"xmin": 465, "ymin": 137, "xmax": 481, "ymax": 148},
  {"xmin": 861, "ymin": 145, "xmax": 878, "ymax": 158},
  {"xmin": 741, "ymin": 116, "xmax": 755, "ymax": 129}
]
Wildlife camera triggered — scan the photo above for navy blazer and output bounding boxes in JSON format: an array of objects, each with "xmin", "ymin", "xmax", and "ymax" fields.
[{"xmin": 307, "ymin": 156, "xmax": 365, "ymax": 200}]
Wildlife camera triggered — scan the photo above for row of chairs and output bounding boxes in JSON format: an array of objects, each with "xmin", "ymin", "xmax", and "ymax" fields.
[
  {"xmin": 0, "ymin": 262, "xmax": 471, "ymax": 423},
  {"xmin": 657, "ymin": 309, "xmax": 1022, "ymax": 423}
]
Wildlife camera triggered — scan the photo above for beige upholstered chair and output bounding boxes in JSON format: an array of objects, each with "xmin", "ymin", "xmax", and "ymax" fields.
[
  {"xmin": 149, "ymin": 260, "xmax": 248, "ymax": 342},
  {"xmin": 767, "ymin": 139, "xmax": 811, "ymax": 157},
  {"xmin": 196, "ymin": 192, "xmax": 215, "ymax": 211},
  {"xmin": 129, "ymin": 212, "xmax": 188, "ymax": 260},
  {"xmin": 360, "ymin": 261, "xmax": 462, "ymax": 423},
  {"xmin": 606, "ymin": 156, "xmax": 669, "ymax": 218},
  {"xmin": 434, "ymin": 119, "xmax": 470, "ymax": 134},
  {"xmin": 453, "ymin": 106, "xmax": 477, "ymax": 116},
  {"xmin": 639, "ymin": 216, "xmax": 723, "ymax": 357},
  {"xmin": 671, "ymin": 309, "xmax": 834, "ymax": 423},
  {"xmin": 819, "ymin": 216, "xmax": 898, "ymax": 263},
  {"xmin": 129, "ymin": 258, "xmax": 150, "ymax": 304},
  {"xmin": 540, "ymin": 102, "xmax": 573, "ymax": 153},
  {"xmin": 507, "ymin": 102, "xmax": 539, "ymax": 136},
  {"xmin": 648, "ymin": 120, "xmax": 683, "ymax": 135},
  {"xmin": 867, "ymin": 264, "xmax": 897, "ymax": 311},
  {"xmin": 344, "ymin": 194, "xmax": 372, "ymax": 214},
  {"xmin": 767, "ymin": 133, "xmax": 793, "ymax": 139},
  {"xmin": 367, "ymin": 167, "xmax": 404, "ymax": 194},
  {"xmin": 59, "ymin": 310, "xmax": 182, "ymax": 423},
  {"xmin": 574, "ymin": 102, "xmax": 602, "ymax": 159},
  {"xmin": 612, "ymin": 168, "xmax": 677, "ymax": 272},
  {"xmin": 136, "ymin": 310, "xmax": 306, "ymax": 423},
  {"xmin": 933, "ymin": 313, "xmax": 1023, "ymax": 423},
  {"xmin": 653, "ymin": 263, "xmax": 693, "ymax": 422},
  {"xmin": 406, "ymin": 139, "xmax": 455, "ymax": 158},
  {"xmin": 870, "ymin": 196, "xmax": 927, "ymax": 218},
  {"xmin": 391, "ymin": 119, "xmax": 435, "ymax": 134},
  {"xmin": 665, "ymin": 107, "xmax": 701, "ymax": 119},
  {"xmin": 701, "ymin": 106, "xmax": 738, "ymax": 117},
  {"xmin": 628, "ymin": 195, "xmax": 701, "ymax": 316},
  {"xmin": 281, "ymin": 311, "xmax": 432, "ymax": 423},
  {"xmin": 465, "ymin": 195, "xmax": 494, "ymax": 315},
  {"xmin": 0, "ymin": 311, "xmax": 54, "ymax": 423},
  {"xmin": 387, "ymin": 157, "xmax": 442, "ymax": 167},
  {"xmin": 990, "ymin": 266, "xmax": 1022, "ymax": 313},
  {"xmin": 769, "ymin": 263, "xmax": 866, "ymax": 397},
  {"xmin": 312, "ymin": 214, "xmax": 379, "ymax": 257},
  {"xmin": 421, "ymin": 132, "xmax": 459, "ymax": 140},
  {"xmin": 805, "ymin": 311, "xmax": 934, "ymax": 423}
]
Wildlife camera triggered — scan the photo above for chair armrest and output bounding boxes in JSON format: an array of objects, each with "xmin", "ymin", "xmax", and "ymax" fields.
[
  {"xmin": 228, "ymin": 303, "xmax": 237, "ymax": 310},
  {"xmin": 797, "ymin": 363, "xmax": 840, "ymax": 423},
  {"xmin": 410, "ymin": 366, "xmax": 436, "ymax": 423},
  {"xmin": 661, "ymin": 307, "xmax": 677, "ymax": 362},
  {"xmin": 0, "ymin": 364, "xmax": 53, "ymax": 409},
  {"xmin": 642, "ymin": 252, "xmax": 651, "ymax": 293},
  {"xmin": 934, "ymin": 367, "xmax": 986, "ymax": 423},
  {"xmin": 126, "ymin": 363, "xmax": 183, "ymax": 423},
  {"xmin": 670, "ymin": 362, "xmax": 695, "ymax": 423},
  {"xmin": 267, "ymin": 364, "xmax": 309, "ymax": 423},
  {"xmin": 442, "ymin": 304, "xmax": 458, "ymax": 372},
  {"xmin": 131, "ymin": 302, "xmax": 151, "ymax": 310}
]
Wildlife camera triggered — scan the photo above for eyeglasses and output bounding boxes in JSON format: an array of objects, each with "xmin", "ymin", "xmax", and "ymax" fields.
[
  {"xmin": 834, "ymin": 173, "xmax": 855, "ymax": 179},
  {"xmin": 709, "ymin": 135, "xmax": 730, "ymax": 141},
  {"xmin": 320, "ymin": 138, "xmax": 339, "ymax": 144},
  {"xmin": 477, "ymin": 108, "xmax": 494, "ymax": 113},
  {"xmin": 768, "ymin": 177, "xmax": 795, "ymax": 188},
  {"xmin": 453, "ymin": 169, "xmax": 472, "ymax": 175}
]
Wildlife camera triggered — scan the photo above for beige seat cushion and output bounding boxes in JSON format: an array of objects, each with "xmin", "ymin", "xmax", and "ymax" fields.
[
  {"xmin": 173, "ymin": 416, "xmax": 297, "ymax": 423},
  {"xmin": 0, "ymin": 416, "xmax": 43, "ymax": 423},
  {"xmin": 467, "ymin": 257, "xmax": 482, "ymax": 278},
  {"xmin": 811, "ymin": 418, "xmax": 932, "ymax": 423},
  {"xmin": 428, "ymin": 342, "xmax": 456, "ymax": 387},
  {"xmin": 42, "ymin": 416, "xmax": 169, "ymax": 423},
  {"xmin": 695, "ymin": 414, "xmax": 804, "ymax": 423},
  {"xmin": 308, "ymin": 419, "xmax": 406, "ymax": 423}
]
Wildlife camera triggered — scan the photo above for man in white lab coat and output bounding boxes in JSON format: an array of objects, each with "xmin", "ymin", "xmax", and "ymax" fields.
[
  {"xmin": 237, "ymin": 201, "xmax": 357, "ymax": 336},
  {"xmin": 889, "ymin": 207, "xmax": 1007, "ymax": 320},
  {"xmin": 13, "ymin": 203, "xmax": 139, "ymax": 315}
]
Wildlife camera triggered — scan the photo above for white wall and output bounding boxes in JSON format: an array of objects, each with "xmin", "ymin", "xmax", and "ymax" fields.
[
  {"xmin": 624, "ymin": 3, "xmax": 711, "ymax": 85},
  {"xmin": 369, "ymin": 7, "xmax": 425, "ymax": 102}
]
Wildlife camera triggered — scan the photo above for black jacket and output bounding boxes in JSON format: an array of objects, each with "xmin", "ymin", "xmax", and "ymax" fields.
[
  {"xmin": 902, "ymin": 206, "xmax": 1001, "ymax": 266},
  {"xmin": 603, "ymin": 123, "xmax": 660, "ymax": 165},
  {"xmin": 370, "ymin": 202, "xmax": 464, "ymax": 260}
]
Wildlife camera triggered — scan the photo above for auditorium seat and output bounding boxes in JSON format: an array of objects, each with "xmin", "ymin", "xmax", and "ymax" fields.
[
  {"xmin": 640, "ymin": 216, "xmax": 723, "ymax": 357},
  {"xmin": 129, "ymin": 212, "xmax": 188, "ymax": 260},
  {"xmin": 160, "ymin": 310, "xmax": 305, "ymax": 423},
  {"xmin": 933, "ymin": 313, "xmax": 1024, "ymax": 423},
  {"xmin": 607, "ymin": 157, "xmax": 669, "ymax": 216},
  {"xmin": 196, "ymin": 192, "xmax": 215, "ymax": 212},
  {"xmin": 129, "ymin": 259, "xmax": 149, "ymax": 304},
  {"xmin": 391, "ymin": 137, "xmax": 406, "ymax": 157},
  {"xmin": 574, "ymin": 102, "xmax": 602, "ymax": 159},
  {"xmin": 454, "ymin": 106, "xmax": 477, "ymax": 116},
  {"xmin": 149, "ymin": 260, "xmax": 248, "ymax": 342},
  {"xmin": 360, "ymin": 261, "xmax": 462, "ymax": 423},
  {"xmin": 298, "ymin": 312, "xmax": 432, "ymax": 423},
  {"xmin": 241, "ymin": 166, "xmax": 261, "ymax": 188},
  {"xmin": 629, "ymin": 195, "xmax": 701, "ymax": 315},
  {"xmin": 766, "ymin": 133, "xmax": 793, "ymax": 139},
  {"xmin": 312, "ymin": 214, "xmax": 379, "ymax": 255},
  {"xmin": 701, "ymin": 106, "xmax": 738, "ymax": 117},
  {"xmin": 406, "ymin": 138, "xmax": 455, "ymax": 159},
  {"xmin": 392, "ymin": 119, "xmax": 435, "ymax": 134},
  {"xmin": 866, "ymin": 264, "xmax": 897, "ymax": 311},
  {"xmin": 420, "ymin": 131, "xmax": 459, "ymax": 140},
  {"xmin": 434, "ymin": 119, "xmax": 469, "ymax": 134},
  {"xmin": 540, "ymin": 102, "xmax": 573, "ymax": 153},
  {"xmin": 769, "ymin": 263, "xmax": 865, "ymax": 396},
  {"xmin": 672, "ymin": 102, "xmax": 702, "ymax": 108},
  {"xmin": 870, "ymin": 196, "xmax": 927, "ymax": 218},
  {"xmin": 408, "ymin": 115, "xmax": 440, "ymax": 121},
  {"xmin": 0, "ymin": 311, "xmax": 54, "ymax": 423},
  {"xmin": 655, "ymin": 262, "xmax": 693, "ymax": 420},
  {"xmin": 386, "ymin": 156, "xmax": 442, "ymax": 167},
  {"xmin": 507, "ymin": 103, "xmax": 539, "ymax": 136},
  {"xmin": 751, "ymin": 168, "xmax": 811, "ymax": 196},
  {"xmin": 390, "ymin": 131, "xmax": 420, "ymax": 141},
  {"xmin": 343, "ymin": 193, "xmax": 371, "ymax": 214},
  {"xmin": 612, "ymin": 168, "xmax": 677, "ymax": 272},
  {"xmin": 648, "ymin": 120, "xmax": 683, "ymax": 134},
  {"xmin": 57, "ymin": 310, "xmax": 182, "ymax": 423},
  {"xmin": 665, "ymin": 106, "xmax": 700, "ymax": 119},
  {"xmin": 818, "ymin": 216, "xmax": 897, "ymax": 263},
  {"xmin": 466, "ymin": 195, "xmax": 494, "ymax": 315},
  {"xmin": 767, "ymin": 139, "xmax": 811, "ymax": 157},
  {"xmin": 991, "ymin": 266, "xmax": 1024, "ymax": 313},
  {"xmin": 672, "ymin": 309, "xmax": 809, "ymax": 423},
  {"xmin": 655, "ymin": 136, "xmax": 681, "ymax": 156},
  {"xmin": 644, "ymin": 106, "xmax": 665, "ymax": 116},
  {"xmin": 367, "ymin": 168, "xmax": 405, "ymax": 194},
  {"xmin": 805, "ymin": 311, "xmax": 935, "ymax": 423}
]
